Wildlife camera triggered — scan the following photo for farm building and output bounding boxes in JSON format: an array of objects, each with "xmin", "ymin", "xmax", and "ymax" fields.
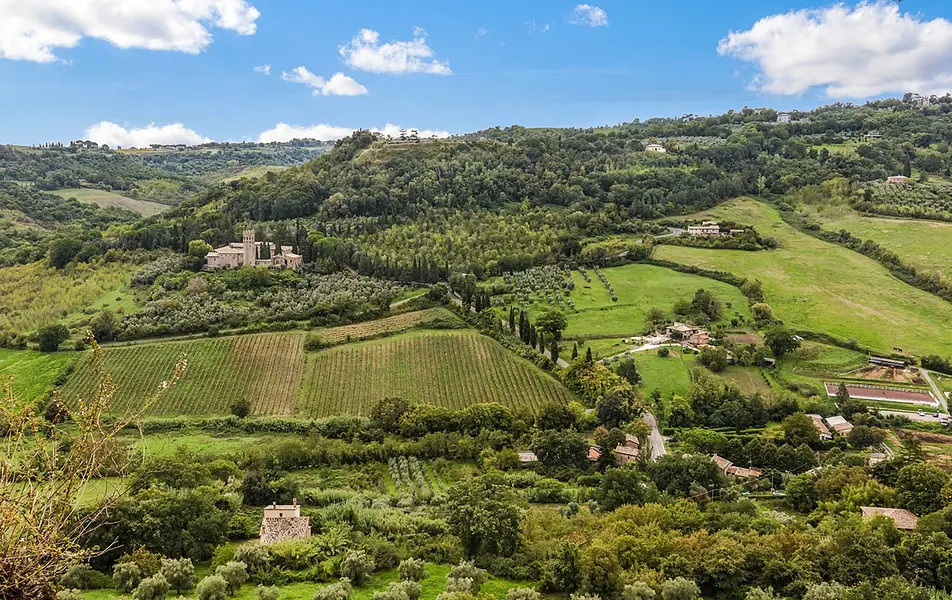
[
  {"xmin": 807, "ymin": 414, "xmax": 833, "ymax": 441},
  {"xmin": 887, "ymin": 175, "xmax": 908, "ymax": 184},
  {"xmin": 588, "ymin": 445, "xmax": 602, "ymax": 462},
  {"xmin": 517, "ymin": 451, "xmax": 539, "ymax": 463},
  {"xmin": 866, "ymin": 130, "xmax": 882, "ymax": 140},
  {"xmin": 614, "ymin": 446, "xmax": 640, "ymax": 466},
  {"xmin": 645, "ymin": 143, "xmax": 667, "ymax": 153},
  {"xmin": 861, "ymin": 507, "xmax": 918, "ymax": 530},
  {"xmin": 666, "ymin": 322, "xmax": 711, "ymax": 347},
  {"xmin": 711, "ymin": 455, "xmax": 763, "ymax": 480},
  {"xmin": 869, "ymin": 356, "xmax": 906, "ymax": 368},
  {"xmin": 206, "ymin": 230, "xmax": 303, "ymax": 270},
  {"xmin": 825, "ymin": 415, "xmax": 854, "ymax": 436},
  {"xmin": 687, "ymin": 221, "xmax": 723, "ymax": 236},
  {"xmin": 260, "ymin": 499, "xmax": 311, "ymax": 544}
]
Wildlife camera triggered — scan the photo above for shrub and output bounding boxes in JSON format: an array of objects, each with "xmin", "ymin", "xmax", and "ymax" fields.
[
  {"xmin": 374, "ymin": 580, "xmax": 423, "ymax": 600},
  {"xmin": 215, "ymin": 561, "xmax": 249, "ymax": 595},
  {"xmin": 305, "ymin": 334, "xmax": 327, "ymax": 351},
  {"xmin": 340, "ymin": 551, "xmax": 375, "ymax": 586},
  {"xmin": 119, "ymin": 547, "xmax": 163, "ymax": 577},
  {"xmin": 661, "ymin": 578, "xmax": 700, "ymax": 600},
  {"xmin": 235, "ymin": 544, "xmax": 271, "ymax": 574},
  {"xmin": 55, "ymin": 591, "xmax": 83, "ymax": 600},
  {"xmin": 258, "ymin": 585, "xmax": 281, "ymax": 600},
  {"xmin": 445, "ymin": 578, "xmax": 476, "ymax": 594},
  {"xmin": 161, "ymin": 558, "xmax": 197, "ymax": 594},
  {"xmin": 113, "ymin": 561, "xmax": 143, "ymax": 593},
  {"xmin": 507, "ymin": 588, "xmax": 541, "ymax": 600},
  {"xmin": 623, "ymin": 583, "xmax": 656, "ymax": 600},
  {"xmin": 37, "ymin": 324, "xmax": 69, "ymax": 352},
  {"xmin": 447, "ymin": 562, "xmax": 486, "ymax": 593},
  {"xmin": 59, "ymin": 564, "xmax": 110, "ymax": 590},
  {"xmin": 803, "ymin": 583, "xmax": 850, "ymax": 600},
  {"xmin": 657, "ymin": 347, "xmax": 670, "ymax": 358},
  {"xmin": 314, "ymin": 578, "xmax": 354, "ymax": 600},
  {"xmin": 398, "ymin": 558, "xmax": 426, "ymax": 582},
  {"xmin": 133, "ymin": 573, "xmax": 170, "ymax": 600},
  {"xmin": 231, "ymin": 398, "xmax": 252, "ymax": 419},
  {"xmin": 745, "ymin": 589, "xmax": 779, "ymax": 600},
  {"xmin": 196, "ymin": 574, "xmax": 230, "ymax": 600}
]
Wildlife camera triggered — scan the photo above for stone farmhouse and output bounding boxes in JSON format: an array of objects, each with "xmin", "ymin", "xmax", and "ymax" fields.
[
  {"xmin": 712, "ymin": 455, "xmax": 763, "ymax": 480},
  {"xmin": 666, "ymin": 322, "xmax": 711, "ymax": 347},
  {"xmin": 687, "ymin": 221, "xmax": 723, "ymax": 236},
  {"xmin": 861, "ymin": 506, "xmax": 918, "ymax": 530},
  {"xmin": 205, "ymin": 230, "xmax": 303, "ymax": 271},
  {"xmin": 807, "ymin": 414, "xmax": 833, "ymax": 441},
  {"xmin": 260, "ymin": 499, "xmax": 311, "ymax": 544}
]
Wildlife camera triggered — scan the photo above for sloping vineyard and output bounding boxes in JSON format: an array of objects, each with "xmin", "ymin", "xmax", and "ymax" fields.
[
  {"xmin": 296, "ymin": 330, "xmax": 576, "ymax": 417},
  {"xmin": 316, "ymin": 308, "xmax": 453, "ymax": 344},
  {"xmin": 61, "ymin": 333, "xmax": 304, "ymax": 416}
]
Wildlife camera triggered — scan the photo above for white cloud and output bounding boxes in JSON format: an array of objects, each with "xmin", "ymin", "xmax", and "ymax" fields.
[
  {"xmin": 569, "ymin": 4, "xmax": 609, "ymax": 27},
  {"xmin": 258, "ymin": 123, "xmax": 450, "ymax": 143},
  {"xmin": 526, "ymin": 21, "xmax": 550, "ymax": 34},
  {"xmin": 718, "ymin": 1, "xmax": 952, "ymax": 97},
  {"xmin": 0, "ymin": 0, "xmax": 260, "ymax": 63},
  {"xmin": 477, "ymin": 27, "xmax": 489, "ymax": 37},
  {"xmin": 84, "ymin": 122, "xmax": 212, "ymax": 148},
  {"xmin": 281, "ymin": 66, "xmax": 368, "ymax": 96},
  {"xmin": 254, "ymin": 64, "xmax": 271, "ymax": 75},
  {"xmin": 339, "ymin": 28, "xmax": 451, "ymax": 75}
]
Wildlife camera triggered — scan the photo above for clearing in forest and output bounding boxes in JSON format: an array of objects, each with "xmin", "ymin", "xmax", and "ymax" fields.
[
  {"xmin": 51, "ymin": 188, "xmax": 168, "ymax": 217},
  {"xmin": 61, "ymin": 333, "xmax": 305, "ymax": 416},
  {"xmin": 655, "ymin": 198, "xmax": 952, "ymax": 357},
  {"xmin": 296, "ymin": 330, "xmax": 576, "ymax": 417}
]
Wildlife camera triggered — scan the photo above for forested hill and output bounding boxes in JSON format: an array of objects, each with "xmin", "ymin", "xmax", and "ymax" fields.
[{"xmin": 120, "ymin": 96, "xmax": 952, "ymax": 256}]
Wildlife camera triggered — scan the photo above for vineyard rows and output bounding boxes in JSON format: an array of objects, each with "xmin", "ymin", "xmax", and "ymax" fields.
[
  {"xmin": 61, "ymin": 333, "xmax": 305, "ymax": 416},
  {"xmin": 296, "ymin": 330, "xmax": 576, "ymax": 417},
  {"xmin": 317, "ymin": 308, "xmax": 447, "ymax": 344},
  {"xmin": 388, "ymin": 456, "xmax": 444, "ymax": 501}
]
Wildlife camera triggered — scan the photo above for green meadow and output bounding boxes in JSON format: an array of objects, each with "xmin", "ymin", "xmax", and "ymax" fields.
[
  {"xmin": 654, "ymin": 198, "xmax": 952, "ymax": 357},
  {"xmin": 51, "ymin": 188, "xmax": 169, "ymax": 217},
  {"xmin": 0, "ymin": 348, "xmax": 75, "ymax": 403}
]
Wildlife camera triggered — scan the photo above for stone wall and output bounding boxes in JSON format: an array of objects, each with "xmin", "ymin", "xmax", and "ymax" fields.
[{"xmin": 260, "ymin": 516, "xmax": 311, "ymax": 544}]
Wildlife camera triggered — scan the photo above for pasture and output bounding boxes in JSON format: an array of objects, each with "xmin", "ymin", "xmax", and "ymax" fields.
[
  {"xmin": 504, "ymin": 263, "xmax": 750, "ymax": 343},
  {"xmin": 820, "ymin": 211, "xmax": 952, "ymax": 280},
  {"xmin": 635, "ymin": 350, "xmax": 696, "ymax": 400},
  {"xmin": 297, "ymin": 330, "xmax": 576, "ymax": 416},
  {"xmin": 0, "ymin": 348, "xmax": 75, "ymax": 403},
  {"xmin": 654, "ymin": 198, "xmax": 952, "ymax": 357},
  {"xmin": 51, "ymin": 188, "xmax": 169, "ymax": 217}
]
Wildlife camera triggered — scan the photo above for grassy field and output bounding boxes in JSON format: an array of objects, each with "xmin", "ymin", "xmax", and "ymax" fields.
[
  {"xmin": 0, "ymin": 348, "xmax": 75, "ymax": 403},
  {"xmin": 62, "ymin": 328, "xmax": 575, "ymax": 417},
  {"xmin": 0, "ymin": 261, "xmax": 134, "ymax": 333},
  {"xmin": 61, "ymin": 333, "xmax": 305, "ymax": 416},
  {"xmin": 635, "ymin": 350, "xmax": 696, "ymax": 400},
  {"xmin": 220, "ymin": 165, "xmax": 291, "ymax": 182},
  {"xmin": 79, "ymin": 563, "xmax": 530, "ymax": 600},
  {"xmin": 51, "ymin": 188, "xmax": 169, "ymax": 217},
  {"xmin": 298, "ymin": 330, "xmax": 576, "ymax": 416},
  {"xmin": 820, "ymin": 211, "xmax": 952, "ymax": 280},
  {"xmin": 777, "ymin": 342, "xmax": 868, "ymax": 383},
  {"xmin": 504, "ymin": 264, "xmax": 750, "ymax": 347},
  {"xmin": 719, "ymin": 366, "xmax": 773, "ymax": 396},
  {"xmin": 654, "ymin": 198, "xmax": 952, "ymax": 357}
]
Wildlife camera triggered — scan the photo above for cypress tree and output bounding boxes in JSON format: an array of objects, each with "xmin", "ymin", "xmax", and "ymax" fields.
[
  {"xmin": 529, "ymin": 326, "xmax": 538, "ymax": 349},
  {"xmin": 550, "ymin": 339, "xmax": 560, "ymax": 363},
  {"xmin": 538, "ymin": 332, "xmax": 546, "ymax": 352},
  {"xmin": 509, "ymin": 307, "xmax": 516, "ymax": 332},
  {"xmin": 585, "ymin": 347, "xmax": 593, "ymax": 363}
]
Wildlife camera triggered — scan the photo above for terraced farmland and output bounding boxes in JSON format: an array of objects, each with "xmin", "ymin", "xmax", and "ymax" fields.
[
  {"xmin": 297, "ymin": 330, "xmax": 575, "ymax": 416},
  {"xmin": 61, "ymin": 333, "xmax": 304, "ymax": 416}
]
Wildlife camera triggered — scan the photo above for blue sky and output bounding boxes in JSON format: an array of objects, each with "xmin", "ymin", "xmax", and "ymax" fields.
[{"xmin": 2, "ymin": 0, "xmax": 952, "ymax": 146}]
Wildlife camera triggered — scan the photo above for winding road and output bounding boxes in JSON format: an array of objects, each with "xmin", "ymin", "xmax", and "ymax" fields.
[
  {"xmin": 922, "ymin": 370, "xmax": 949, "ymax": 413},
  {"xmin": 642, "ymin": 412, "xmax": 667, "ymax": 460}
]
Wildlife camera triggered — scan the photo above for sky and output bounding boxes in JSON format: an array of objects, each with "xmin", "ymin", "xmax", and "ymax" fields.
[{"xmin": 2, "ymin": 0, "xmax": 952, "ymax": 146}]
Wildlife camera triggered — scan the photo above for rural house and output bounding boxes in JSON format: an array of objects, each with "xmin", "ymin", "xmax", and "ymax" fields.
[
  {"xmin": 861, "ymin": 507, "xmax": 918, "ymax": 530},
  {"xmin": 807, "ymin": 414, "xmax": 833, "ymax": 441},
  {"xmin": 825, "ymin": 415, "xmax": 854, "ymax": 436},
  {"xmin": 711, "ymin": 455, "xmax": 763, "ymax": 480},
  {"xmin": 887, "ymin": 175, "xmax": 908, "ymax": 184},
  {"xmin": 260, "ymin": 499, "xmax": 311, "ymax": 544},
  {"xmin": 687, "ymin": 221, "xmax": 723, "ymax": 236},
  {"xmin": 645, "ymin": 143, "xmax": 667, "ymax": 153},
  {"xmin": 776, "ymin": 112, "xmax": 791, "ymax": 124}
]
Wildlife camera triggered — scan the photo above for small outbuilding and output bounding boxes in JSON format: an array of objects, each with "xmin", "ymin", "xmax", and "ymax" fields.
[{"xmin": 861, "ymin": 506, "xmax": 918, "ymax": 530}]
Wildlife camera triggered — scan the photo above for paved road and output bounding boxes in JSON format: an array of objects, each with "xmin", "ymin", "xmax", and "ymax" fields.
[
  {"xmin": 880, "ymin": 410, "xmax": 945, "ymax": 423},
  {"xmin": 389, "ymin": 291, "xmax": 426, "ymax": 310},
  {"xmin": 642, "ymin": 412, "xmax": 667, "ymax": 460},
  {"xmin": 922, "ymin": 370, "xmax": 949, "ymax": 413}
]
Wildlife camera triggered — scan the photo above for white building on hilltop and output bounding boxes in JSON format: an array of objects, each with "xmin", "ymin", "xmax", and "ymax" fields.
[
  {"xmin": 645, "ymin": 143, "xmax": 667, "ymax": 153},
  {"xmin": 777, "ymin": 112, "xmax": 792, "ymax": 124},
  {"xmin": 205, "ymin": 230, "xmax": 303, "ymax": 270}
]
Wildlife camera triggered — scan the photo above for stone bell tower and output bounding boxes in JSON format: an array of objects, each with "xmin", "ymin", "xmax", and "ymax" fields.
[{"xmin": 242, "ymin": 230, "xmax": 256, "ymax": 266}]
